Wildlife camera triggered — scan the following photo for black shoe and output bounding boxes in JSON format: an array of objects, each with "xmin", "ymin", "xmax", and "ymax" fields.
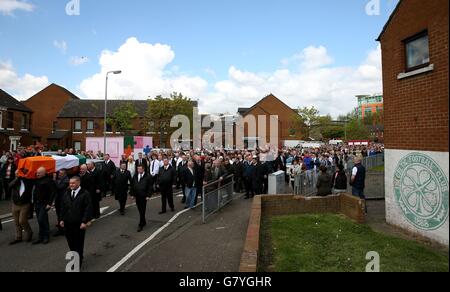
[
  {"xmin": 9, "ymin": 240, "xmax": 23, "ymax": 245},
  {"xmin": 158, "ymin": 211, "xmax": 167, "ymax": 215},
  {"xmin": 171, "ymin": 208, "xmax": 175, "ymax": 212},
  {"xmin": 120, "ymin": 211, "xmax": 125, "ymax": 216},
  {"xmin": 32, "ymin": 239, "xmax": 43, "ymax": 245},
  {"xmin": 42, "ymin": 239, "xmax": 49, "ymax": 245},
  {"xmin": 137, "ymin": 226, "xmax": 143, "ymax": 232}
]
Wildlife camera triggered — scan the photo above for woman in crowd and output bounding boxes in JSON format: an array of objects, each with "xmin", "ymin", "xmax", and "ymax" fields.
[{"xmin": 316, "ymin": 165, "xmax": 333, "ymax": 197}]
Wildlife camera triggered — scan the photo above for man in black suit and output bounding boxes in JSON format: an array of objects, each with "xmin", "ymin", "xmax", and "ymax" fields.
[
  {"xmin": 177, "ymin": 154, "xmax": 188, "ymax": 203},
  {"xmin": 130, "ymin": 166, "xmax": 151, "ymax": 232},
  {"xmin": 101, "ymin": 154, "xmax": 116, "ymax": 198},
  {"xmin": 234, "ymin": 155, "xmax": 245, "ymax": 194},
  {"xmin": 53, "ymin": 169, "xmax": 70, "ymax": 237},
  {"xmin": 193, "ymin": 155, "xmax": 205, "ymax": 205},
  {"xmin": 112, "ymin": 163, "xmax": 132, "ymax": 215},
  {"xmin": 60, "ymin": 176, "xmax": 92, "ymax": 268},
  {"xmin": 87, "ymin": 162, "xmax": 102, "ymax": 219},
  {"xmin": 135, "ymin": 153, "xmax": 148, "ymax": 174},
  {"xmin": 157, "ymin": 159, "xmax": 176, "ymax": 214}
]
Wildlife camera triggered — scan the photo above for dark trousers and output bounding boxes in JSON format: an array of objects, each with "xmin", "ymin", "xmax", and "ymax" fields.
[
  {"xmin": 235, "ymin": 176, "xmax": 243, "ymax": 193},
  {"xmin": 244, "ymin": 177, "xmax": 254, "ymax": 197},
  {"xmin": 64, "ymin": 222, "xmax": 86, "ymax": 262},
  {"xmin": 2, "ymin": 178, "xmax": 13, "ymax": 200},
  {"xmin": 35, "ymin": 203, "xmax": 50, "ymax": 241},
  {"xmin": 136, "ymin": 196, "xmax": 147, "ymax": 227},
  {"xmin": 194, "ymin": 183, "xmax": 203, "ymax": 205},
  {"xmin": 92, "ymin": 195, "xmax": 101, "ymax": 219},
  {"xmin": 160, "ymin": 185, "xmax": 174, "ymax": 212},
  {"xmin": 117, "ymin": 195, "xmax": 127, "ymax": 213}
]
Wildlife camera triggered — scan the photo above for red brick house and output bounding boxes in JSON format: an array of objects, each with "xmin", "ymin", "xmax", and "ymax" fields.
[
  {"xmin": 22, "ymin": 83, "xmax": 80, "ymax": 147},
  {"xmin": 378, "ymin": 0, "xmax": 449, "ymax": 246},
  {"xmin": 0, "ymin": 89, "xmax": 34, "ymax": 151},
  {"xmin": 53, "ymin": 100, "xmax": 149, "ymax": 151},
  {"xmin": 236, "ymin": 94, "xmax": 302, "ymax": 149}
]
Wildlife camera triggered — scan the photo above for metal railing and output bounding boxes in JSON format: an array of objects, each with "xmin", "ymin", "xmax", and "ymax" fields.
[
  {"xmin": 361, "ymin": 154, "xmax": 385, "ymax": 170},
  {"xmin": 202, "ymin": 175, "xmax": 235, "ymax": 223},
  {"xmin": 293, "ymin": 166, "xmax": 336, "ymax": 196}
]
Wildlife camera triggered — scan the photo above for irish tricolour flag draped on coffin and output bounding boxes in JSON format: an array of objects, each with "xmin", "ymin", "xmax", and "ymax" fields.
[{"xmin": 18, "ymin": 155, "xmax": 87, "ymax": 179}]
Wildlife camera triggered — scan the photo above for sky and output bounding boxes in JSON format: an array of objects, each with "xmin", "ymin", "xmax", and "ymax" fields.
[{"xmin": 0, "ymin": 0, "xmax": 399, "ymax": 117}]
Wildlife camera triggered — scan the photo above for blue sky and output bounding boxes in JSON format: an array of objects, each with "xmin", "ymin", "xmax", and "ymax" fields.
[{"xmin": 0, "ymin": 0, "xmax": 399, "ymax": 116}]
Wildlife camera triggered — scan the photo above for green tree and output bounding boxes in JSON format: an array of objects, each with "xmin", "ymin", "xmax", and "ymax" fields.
[
  {"xmin": 291, "ymin": 106, "xmax": 321, "ymax": 139},
  {"xmin": 146, "ymin": 92, "xmax": 194, "ymax": 147},
  {"xmin": 346, "ymin": 116, "xmax": 371, "ymax": 140},
  {"xmin": 107, "ymin": 102, "xmax": 139, "ymax": 133}
]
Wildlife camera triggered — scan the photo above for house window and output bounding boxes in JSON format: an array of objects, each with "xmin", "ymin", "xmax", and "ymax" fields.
[
  {"xmin": 74, "ymin": 141, "xmax": 81, "ymax": 151},
  {"xmin": 74, "ymin": 120, "xmax": 82, "ymax": 132},
  {"xmin": 87, "ymin": 120, "xmax": 94, "ymax": 132},
  {"xmin": 106, "ymin": 122, "xmax": 113, "ymax": 133},
  {"xmin": 404, "ymin": 31, "xmax": 429, "ymax": 71},
  {"xmin": 21, "ymin": 114, "xmax": 28, "ymax": 130},
  {"xmin": 7, "ymin": 112, "xmax": 14, "ymax": 129}
]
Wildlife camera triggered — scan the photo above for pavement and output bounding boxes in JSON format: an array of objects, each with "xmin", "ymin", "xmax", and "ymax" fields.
[{"xmin": 0, "ymin": 188, "xmax": 253, "ymax": 272}]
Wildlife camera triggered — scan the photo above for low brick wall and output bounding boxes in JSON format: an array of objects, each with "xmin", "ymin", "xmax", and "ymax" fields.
[{"xmin": 239, "ymin": 194, "xmax": 366, "ymax": 272}]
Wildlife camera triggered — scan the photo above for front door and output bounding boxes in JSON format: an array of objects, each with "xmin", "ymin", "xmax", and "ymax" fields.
[{"xmin": 9, "ymin": 136, "xmax": 21, "ymax": 151}]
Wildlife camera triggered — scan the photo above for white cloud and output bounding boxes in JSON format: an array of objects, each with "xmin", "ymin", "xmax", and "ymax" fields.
[
  {"xmin": 69, "ymin": 56, "xmax": 89, "ymax": 66},
  {"xmin": 0, "ymin": 0, "xmax": 34, "ymax": 15},
  {"xmin": 80, "ymin": 37, "xmax": 208, "ymax": 101},
  {"xmin": 201, "ymin": 45, "xmax": 382, "ymax": 117},
  {"xmin": 80, "ymin": 38, "xmax": 382, "ymax": 117},
  {"xmin": 53, "ymin": 40, "xmax": 68, "ymax": 54},
  {"xmin": 0, "ymin": 60, "xmax": 49, "ymax": 99}
]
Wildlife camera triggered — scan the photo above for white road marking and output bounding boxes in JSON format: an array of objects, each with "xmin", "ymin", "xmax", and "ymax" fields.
[{"xmin": 107, "ymin": 202, "xmax": 201, "ymax": 272}]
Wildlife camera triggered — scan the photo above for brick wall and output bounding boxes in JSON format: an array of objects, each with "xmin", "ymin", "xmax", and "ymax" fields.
[
  {"xmin": 22, "ymin": 84, "xmax": 77, "ymax": 146},
  {"xmin": 380, "ymin": 0, "xmax": 449, "ymax": 152}
]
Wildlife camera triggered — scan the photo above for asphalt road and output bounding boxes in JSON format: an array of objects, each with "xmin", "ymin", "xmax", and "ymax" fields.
[{"xmin": 0, "ymin": 190, "xmax": 198, "ymax": 272}]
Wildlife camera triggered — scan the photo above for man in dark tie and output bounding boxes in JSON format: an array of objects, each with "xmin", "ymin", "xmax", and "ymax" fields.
[
  {"xmin": 112, "ymin": 163, "xmax": 132, "ymax": 215},
  {"xmin": 177, "ymin": 154, "xmax": 188, "ymax": 203},
  {"xmin": 193, "ymin": 155, "xmax": 205, "ymax": 205},
  {"xmin": 87, "ymin": 162, "xmax": 102, "ymax": 219},
  {"xmin": 60, "ymin": 176, "xmax": 92, "ymax": 268},
  {"xmin": 157, "ymin": 159, "xmax": 176, "ymax": 214},
  {"xmin": 135, "ymin": 153, "xmax": 148, "ymax": 174},
  {"xmin": 130, "ymin": 166, "xmax": 151, "ymax": 232},
  {"xmin": 149, "ymin": 154, "xmax": 160, "ymax": 196},
  {"xmin": 102, "ymin": 154, "xmax": 116, "ymax": 198}
]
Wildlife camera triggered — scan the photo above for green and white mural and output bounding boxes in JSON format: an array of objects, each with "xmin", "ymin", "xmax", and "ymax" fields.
[{"xmin": 386, "ymin": 150, "xmax": 449, "ymax": 246}]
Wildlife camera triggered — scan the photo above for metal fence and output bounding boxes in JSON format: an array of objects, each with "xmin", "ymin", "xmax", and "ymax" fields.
[
  {"xmin": 293, "ymin": 154, "xmax": 385, "ymax": 197},
  {"xmin": 202, "ymin": 175, "xmax": 235, "ymax": 223}
]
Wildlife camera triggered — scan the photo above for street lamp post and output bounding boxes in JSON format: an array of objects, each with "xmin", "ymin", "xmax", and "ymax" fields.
[{"xmin": 104, "ymin": 70, "xmax": 122, "ymax": 157}]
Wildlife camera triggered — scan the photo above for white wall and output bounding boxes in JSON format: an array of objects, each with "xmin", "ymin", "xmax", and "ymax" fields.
[{"xmin": 385, "ymin": 149, "xmax": 449, "ymax": 246}]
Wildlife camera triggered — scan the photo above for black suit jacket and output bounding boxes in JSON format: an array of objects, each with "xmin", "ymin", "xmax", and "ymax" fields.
[
  {"xmin": 112, "ymin": 169, "xmax": 132, "ymax": 199},
  {"xmin": 182, "ymin": 167, "xmax": 196, "ymax": 188},
  {"xmin": 158, "ymin": 165, "xmax": 176, "ymax": 188},
  {"xmin": 193, "ymin": 161, "xmax": 205, "ymax": 184},
  {"xmin": 1, "ymin": 163, "xmax": 16, "ymax": 180},
  {"xmin": 61, "ymin": 188, "xmax": 92, "ymax": 224},
  {"xmin": 80, "ymin": 172, "xmax": 96, "ymax": 197},
  {"xmin": 130, "ymin": 173, "xmax": 151, "ymax": 198}
]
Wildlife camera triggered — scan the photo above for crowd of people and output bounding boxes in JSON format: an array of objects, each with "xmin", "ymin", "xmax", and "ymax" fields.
[{"xmin": 0, "ymin": 142, "xmax": 382, "ymax": 267}]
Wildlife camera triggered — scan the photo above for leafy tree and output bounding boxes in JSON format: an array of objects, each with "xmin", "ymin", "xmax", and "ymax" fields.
[
  {"xmin": 291, "ymin": 106, "xmax": 321, "ymax": 139},
  {"xmin": 107, "ymin": 102, "xmax": 139, "ymax": 132},
  {"xmin": 145, "ymin": 92, "xmax": 194, "ymax": 147}
]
